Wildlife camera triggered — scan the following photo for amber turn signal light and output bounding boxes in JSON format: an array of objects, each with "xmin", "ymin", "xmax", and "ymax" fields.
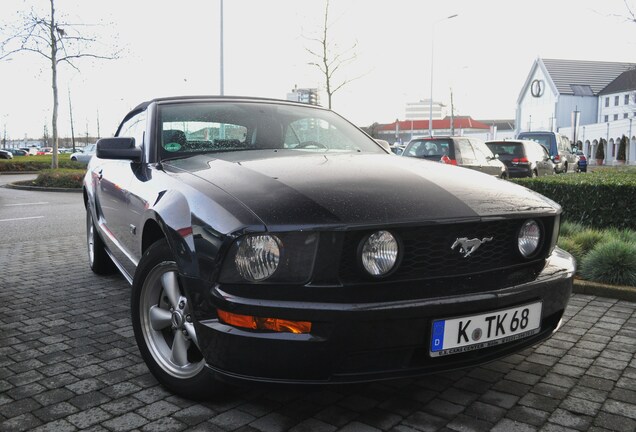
[{"xmin": 217, "ymin": 309, "xmax": 312, "ymax": 334}]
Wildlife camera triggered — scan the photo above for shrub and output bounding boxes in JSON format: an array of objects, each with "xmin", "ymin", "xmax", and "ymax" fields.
[
  {"xmin": 22, "ymin": 169, "xmax": 85, "ymax": 189},
  {"xmin": 595, "ymin": 138, "xmax": 605, "ymax": 161},
  {"xmin": 570, "ymin": 229, "xmax": 605, "ymax": 255},
  {"xmin": 617, "ymin": 135, "xmax": 627, "ymax": 162},
  {"xmin": 557, "ymin": 237, "xmax": 584, "ymax": 268},
  {"xmin": 580, "ymin": 240, "xmax": 636, "ymax": 286},
  {"xmin": 559, "ymin": 221, "xmax": 585, "ymax": 237},
  {"xmin": 604, "ymin": 227, "xmax": 636, "ymax": 244}
]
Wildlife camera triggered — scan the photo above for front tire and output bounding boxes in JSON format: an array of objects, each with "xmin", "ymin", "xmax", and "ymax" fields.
[
  {"xmin": 86, "ymin": 207, "xmax": 115, "ymax": 274},
  {"xmin": 131, "ymin": 239, "xmax": 221, "ymax": 399}
]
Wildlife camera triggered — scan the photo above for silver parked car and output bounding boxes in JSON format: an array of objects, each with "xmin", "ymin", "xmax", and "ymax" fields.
[{"xmin": 70, "ymin": 144, "xmax": 97, "ymax": 164}]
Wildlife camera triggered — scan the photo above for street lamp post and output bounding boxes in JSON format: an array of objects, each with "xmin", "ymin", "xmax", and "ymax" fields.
[
  {"xmin": 220, "ymin": 0, "xmax": 224, "ymax": 96},
  {"xmin": 429, "ymin": 14, "xmax": 458, "ymax": 137}
]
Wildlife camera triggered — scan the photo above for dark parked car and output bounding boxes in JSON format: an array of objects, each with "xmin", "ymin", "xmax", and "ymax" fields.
[
  {"xmin": 84, "ymin": 96, "xmax": 574, "ymax": 399},
  {"xmin": 7, "ymin": 148, "xmax": 28, "ymax": 156},
  {"xmin": 402, "ymin": 136, "xmax": 508, "ymax": 178},
  {"xmin": 486, "ymin": 140, "xmax": 555, "ymax": 178},
  {"xmin": 516, "ymin": 131, "xmax": 577, "ymax": 174},
  {"xmin": 0, "ymin": 149, "xmax": 13, "ymax": 159}
]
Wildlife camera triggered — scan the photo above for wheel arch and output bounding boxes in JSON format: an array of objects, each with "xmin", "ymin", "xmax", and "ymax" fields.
[
  {"xmin": 141, "ymin": 190, "xmax": 199, "ymax": 278},
  {"xmin": 142, "ymin": 219, "xmax": 165, "ymax": 255}
]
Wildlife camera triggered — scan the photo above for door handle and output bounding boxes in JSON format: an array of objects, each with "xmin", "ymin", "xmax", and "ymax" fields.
[{"xmin": 98, "ymin": 169, "xmax": 103, "ymax": 180}]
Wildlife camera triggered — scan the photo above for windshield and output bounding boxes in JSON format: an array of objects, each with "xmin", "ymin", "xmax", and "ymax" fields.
[
  {"xmin": 486, "ymin": 142, "xmax": 524, "ymax": 157},
  {"xmin": 518, "ymin": 134, "xmax": 551, "ymax": 152},
  {"xmin": 158, "ymin": 102, "xmax": 383, "ymax": 160},
  {"xmin": 404, "ymin": 139, "xmax": 451, "ymax": 158}
]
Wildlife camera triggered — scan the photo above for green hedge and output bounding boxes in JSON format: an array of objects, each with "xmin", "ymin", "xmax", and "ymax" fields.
[
  {"xmin": 0, "ymin": 155, "xmax": 84, "ymax": 172},
  {"xmin": 513, "ymin": 168, "xmax": 636, "ymax": 229}
]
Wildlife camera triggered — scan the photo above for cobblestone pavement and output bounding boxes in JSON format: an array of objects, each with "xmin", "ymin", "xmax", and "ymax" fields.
[{"xmin": 1, "ymin": 234, "xmax": 635, "ymax": 432}]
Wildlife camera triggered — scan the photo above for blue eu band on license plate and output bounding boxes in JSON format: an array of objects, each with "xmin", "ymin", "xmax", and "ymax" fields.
[{"xmin": 430, "ymin": 301, "xmax": 542, "ymax": 357}]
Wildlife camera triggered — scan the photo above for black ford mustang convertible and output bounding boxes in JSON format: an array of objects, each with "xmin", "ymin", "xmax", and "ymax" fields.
[{"xmin": 83, "ymin": 96, "xmax": 574, "ymax": 399}]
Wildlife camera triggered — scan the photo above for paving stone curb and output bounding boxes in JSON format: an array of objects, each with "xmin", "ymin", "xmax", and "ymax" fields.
[
  {"xmin": 3, "ymin": 181, "xmax": 81, "ymax": 193},
  {"xmin": 573, "ymin": 279, "xmax": 636, "ymax": 302},
  {"xmin": 0, "ymin": 171, "xmax": 40, "ymax": 174}
]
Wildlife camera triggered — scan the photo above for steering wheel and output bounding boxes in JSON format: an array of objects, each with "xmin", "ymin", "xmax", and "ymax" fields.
[{"xmin": 296, "ymin": 141, "xmax": 328, "ymax": 149}]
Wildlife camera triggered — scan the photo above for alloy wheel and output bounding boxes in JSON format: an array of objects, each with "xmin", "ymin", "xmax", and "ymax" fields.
[{"xmin": 139, "ymin": 262, "xmax": 204, "ymax": 379}]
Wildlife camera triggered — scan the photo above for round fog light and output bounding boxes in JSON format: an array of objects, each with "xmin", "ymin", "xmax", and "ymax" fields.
[
  {"xmin": 518, "ymin": 220, "xmax": 541, "ymax": 258},
  {"xmin": 235, "ymin": 234, "xmax": 281, "ymax": 281},
  {"xmin": 361, "ymin": 231, "xmax": 399, "ymax": 276}
]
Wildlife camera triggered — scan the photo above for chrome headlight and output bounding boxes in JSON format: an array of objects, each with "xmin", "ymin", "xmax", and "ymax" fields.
[
  {"xmin": 518, "ymin": 220, "xmax": 541, "ymax": 258},
  {"xmin": 361, "ymin": 231, "xmax": 399, "ymax": 276},
  {"xmin": 220, "ymin": 232, "xmax": 318, "ymax": 284},
  {"xmin": 235, "ymin": 234, "xmax": 281, "ymax": 282}
]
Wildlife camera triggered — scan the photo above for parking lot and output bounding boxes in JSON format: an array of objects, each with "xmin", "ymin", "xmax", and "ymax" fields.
[{"xmin": 1, "ymin": 184, "xmax": 635, "ymax": 432}]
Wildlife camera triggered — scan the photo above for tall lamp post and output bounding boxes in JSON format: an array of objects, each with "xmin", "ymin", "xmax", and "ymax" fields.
[
  {"xmin": 220, "ymin": 0, "xmax": 224, "ymax": 96},
  {"xmin": 429, "ymin": 14, "xmax": 458, "ymax": 137}
]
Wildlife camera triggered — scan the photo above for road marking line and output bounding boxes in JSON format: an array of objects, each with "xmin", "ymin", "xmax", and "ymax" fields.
[
  {"xmin": 4, "ymin": 202, "xmax": 49, "ymax": 207},
  {"xmin": 0, "ymin": 216, "xmax": 45, "ymax": 222}
]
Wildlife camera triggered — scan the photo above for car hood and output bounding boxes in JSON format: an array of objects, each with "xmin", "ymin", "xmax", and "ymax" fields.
[{"xmin": 163, "ymin": 151, "xmax": 559, "ymax": 228}]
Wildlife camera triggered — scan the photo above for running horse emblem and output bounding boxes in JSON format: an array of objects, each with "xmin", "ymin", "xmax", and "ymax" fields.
[{"xmin": 451, "ymin": 237, "xmax": 493, "ymax": 258}]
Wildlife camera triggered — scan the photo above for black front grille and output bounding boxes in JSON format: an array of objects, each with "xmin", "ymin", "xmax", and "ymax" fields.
[{"xmin": 339, "ymin": 217, "xmax": 554, "ymax": 283}]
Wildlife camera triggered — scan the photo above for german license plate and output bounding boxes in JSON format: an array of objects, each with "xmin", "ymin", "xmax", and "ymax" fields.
[{"xmin": 430, "ymin": 302, "xmax": 542, "ymax": 357}]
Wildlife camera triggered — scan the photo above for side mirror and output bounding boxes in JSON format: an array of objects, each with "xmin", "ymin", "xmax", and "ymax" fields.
[
  {"xmin": 375, "ymin": 139, "xmax": 391, "ymax": 152},
  {"xmin": 96, "ymin": 137, "xmax": 141, "ymax": 162}
]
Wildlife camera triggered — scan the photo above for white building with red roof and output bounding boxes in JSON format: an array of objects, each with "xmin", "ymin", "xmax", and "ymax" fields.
[{"xmin": 375, "ymin": 116, "xmax": 497, "ymax": 144}]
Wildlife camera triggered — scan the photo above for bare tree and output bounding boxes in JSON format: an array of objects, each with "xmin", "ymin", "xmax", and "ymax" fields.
[
  {"xmin": 0, "ymin": 0, "xmax": 117, "ymax": 168},
  {"xmin": 624, "ymin": 0, "xmax": 636, "ymax": 23},
  {"xmin": 305, "ymin": 0, "xmax": 358, "ymax": 109}
]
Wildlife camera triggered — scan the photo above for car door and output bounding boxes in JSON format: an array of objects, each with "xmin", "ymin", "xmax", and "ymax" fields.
[
  {"xmin": 94, "ymin": 112, "xmax": 146, "ymax": 276},
  {"xmin": 455, "ymin": 138, "xmax": 480, "ymax": 173},
  {"xmin": 534, "ymin": 144, "xmax": 549, "ymax": 176},
  {"xmin": 471, "ymin": 139, "xmax": 498, "ymax": 176}
]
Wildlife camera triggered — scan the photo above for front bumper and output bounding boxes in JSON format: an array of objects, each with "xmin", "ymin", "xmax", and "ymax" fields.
[{"xmin": 187, "ymin": 248, "xmax": 574, "ymax": 385}]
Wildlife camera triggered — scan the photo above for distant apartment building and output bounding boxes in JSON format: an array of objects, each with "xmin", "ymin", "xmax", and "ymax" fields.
[
  {"xmin": 286, "ymin": 86, "xmax": 320, "ymax": 106},
  {"xmin": 405, "ymin": 99, "xmax": 446, "ymax": 120}
]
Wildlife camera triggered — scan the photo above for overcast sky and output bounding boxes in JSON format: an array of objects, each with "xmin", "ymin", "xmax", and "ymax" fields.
[{"xmin": 1, "ymin": 0, "xmax": 635, "ymax": 141}]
